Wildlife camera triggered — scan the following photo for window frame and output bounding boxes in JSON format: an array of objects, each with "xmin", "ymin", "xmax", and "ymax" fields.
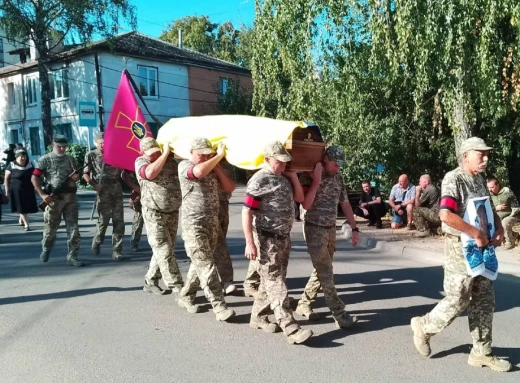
[
  {"xmin": 137, "ymin": 65, "xmax": 159, "ymax": 99},
  {"xmin": 49, "ymin": 68, "xmax": 70, "ymax": 101},
  {"xmin": 219, "ymin": 77, "xmax": 230, "ymax": 95},
  {"xmin": 53, "ymin": 123, "xmax": 73, "ymax": 143},
  {"xmin": 7, "ymin": 82, "xmax": 16, "ymax": 106},
  {"xmin": 29, "ymin": 126, "xmax": 42, "ymax": 155},
  {"xmin": 26, "ymin": 75, "xmax": 38, "ymax": 106}
]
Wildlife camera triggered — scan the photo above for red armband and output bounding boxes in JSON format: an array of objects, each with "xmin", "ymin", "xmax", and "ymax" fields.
[
  {"xmin": 187, "ymin": 166, "xmax": 197, "ymax": 180},
  {"xmin": 440, "ymin": 196, "xmax": 458, "ymax": 213},
  {"xmin": 33, "ymin": 168, "xmax": 42, "ymax": 177},
  {"xmin": 139, "ymin": 165, "xmax": 149, "ymax": 180},
  {"xmin": 243, "ymin": 193, "xmax": 261, "ymax": 210}
]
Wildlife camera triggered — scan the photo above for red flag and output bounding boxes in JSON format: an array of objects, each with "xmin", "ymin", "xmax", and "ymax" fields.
[{"xmin": 104, "ymin": 71, "xmax": 153, "ymax": 171}]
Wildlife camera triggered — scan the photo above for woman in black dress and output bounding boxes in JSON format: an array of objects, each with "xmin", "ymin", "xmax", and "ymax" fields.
[{"xmin": 4, "ymin": 148, "xmax": 38, "ymax": 230}]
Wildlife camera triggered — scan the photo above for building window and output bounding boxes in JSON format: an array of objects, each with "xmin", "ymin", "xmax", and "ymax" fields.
[
  {"xmin": 219, "ymin": 78, "xmax": 232, "ymax": 95},
  {"xmin": 26, "ymin": 76, "xmax": 38, "ymax": 106},
  {"xmin": 50, "ymin": 69, "xmax": 69, "ymax": 100},
  {"xmin": 29, "ymin": 127, "xmax": 41, "ymax": 155},
  {"xmin": 10, "ymin": 129, "xmax": 19, "ymax": 144},
  {"xmin": 53, "ymin": 123, "xmax": 73, "ymax": 143},
  {"xmin": 137, "ymin": 66, "xmax": 158, "ymax": 98},
  {"xmin": 7, "ymin": 82, "xmax": 16, "ymax": 105}
]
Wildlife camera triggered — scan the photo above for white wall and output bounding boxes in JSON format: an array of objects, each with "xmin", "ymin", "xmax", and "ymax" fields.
[{"xmin": 0, "ymin": 51, "xmax": 191, "ymax": 163}]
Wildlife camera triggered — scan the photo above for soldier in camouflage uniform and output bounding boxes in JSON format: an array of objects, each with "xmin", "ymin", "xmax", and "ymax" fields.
[
  {"xmin": 411, "ymin": 137, "xmax": 511, "ymax": 372},
  {"xmin": 121, "ymin": 170, "xmax": 144, "ymax": 252},
  {"xmin": 413, "ymin": 174, "xmax": 441, "ymax": 238},
  {"xmin": 177, "ymin": 138, "xmax": 236, "ymax": 322},
  {"xmin": 295, "ymin": 146, "xmax": 360, "ymax": 329},
  {"xmin": 83, "ymin": 132, "xmax": 126, "ymax": 260},
  {"xmin": 487, "ymin": 177, "xmax": 520, "ymax": 249},
  {"xmin": 214, "ymin": 159, "xmax": 238, "ymax": 295},
  {"xmin": 31, "ymin": 135, "xmax": 83, "ymax": 266},
  {"xmin": 243, "ymin": 141, "xmax": 313, "ymax": 344},
  {"xmin": 135, "ymin": 138, "xmax": 184, "ymax": 295}
]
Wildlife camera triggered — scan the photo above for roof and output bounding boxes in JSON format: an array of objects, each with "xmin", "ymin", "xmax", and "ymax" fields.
[{"xmin": 0, "ymin": 31, "xmax": 251, "ymax": 76}]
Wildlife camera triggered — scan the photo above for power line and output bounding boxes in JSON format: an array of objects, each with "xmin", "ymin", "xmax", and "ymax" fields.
[
  {"xmin": 0, "ymin": 59, "xmax": 221, "ymax": 105},
  {"xmin": 0, "ymin": 33, "xmax": 250, "ymax": 85}
]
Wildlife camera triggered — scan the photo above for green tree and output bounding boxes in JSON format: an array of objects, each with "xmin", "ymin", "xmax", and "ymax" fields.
[
  {"xmin": 159, "ymin": 16, "xmax": 254, "ymax": 67},
  {"xmin": 214, "ymin": 79, "xmax": 253, "ymax": 115},
  {"xmin": 160, "ymin": 15, "xmax": 217, "ymax": 55},
  {"xmin": 251, "ymin": 0, "xmax": 520, "ymax": 192},
  {"xmin": 0, "ymin": 0, "xmax": 137, "ymax": 147}
]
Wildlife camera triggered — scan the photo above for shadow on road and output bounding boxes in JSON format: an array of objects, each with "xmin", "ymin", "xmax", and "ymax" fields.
[{"xmin": 0, "ymin": 286, "xmax": 142, "ymax": 305}]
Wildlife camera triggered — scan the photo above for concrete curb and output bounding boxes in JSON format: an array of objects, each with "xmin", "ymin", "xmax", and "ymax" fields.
[{"xmin": 343, "ymin": 226, "xmax": 520, "ymax": 279}]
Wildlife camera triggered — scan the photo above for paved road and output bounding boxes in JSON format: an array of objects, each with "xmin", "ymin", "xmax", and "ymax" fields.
[{"xmin": 0, "ymin": 189, "xmax": 519, "ymax": 382}]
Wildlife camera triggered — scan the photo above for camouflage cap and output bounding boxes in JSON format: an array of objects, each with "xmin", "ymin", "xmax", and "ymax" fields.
[
  {"xmin": 190, "ymin": 137, "xmax": 215, "ymax": 154},
  {"xmin": 459, "ymin": 137, "xmax": 494, "ymax": 153},
  {"xmin": 325, "ymin": 146, "xmax": 345, "ymax": 166},
  {"xmin": 263, "ymin": 141, "xmax": 292, "ymax": 163},
  {"xmin": 53, "ymin": 135, "xmax": 68, "ymax": 145},
  {"xmin": 140, "ymin": 137, "xmax": 161, "ymax": 156}
]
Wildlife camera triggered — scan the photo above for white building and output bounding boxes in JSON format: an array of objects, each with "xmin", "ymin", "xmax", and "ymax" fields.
[{"xmin": 0, "ymin": 31, "xmax": 251, "ymax": 162}]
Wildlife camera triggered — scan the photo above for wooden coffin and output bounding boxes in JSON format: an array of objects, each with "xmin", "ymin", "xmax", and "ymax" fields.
[{"xmin": 284, "ymin": 125, "xmax": 325, "ymax": 172}]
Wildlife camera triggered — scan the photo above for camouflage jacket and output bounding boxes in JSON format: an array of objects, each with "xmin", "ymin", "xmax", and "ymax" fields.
[
  {"xmin": 440, "ymin": 167, "xmax": 495, "ymax": 236},
  {"xmin": 299, "ymin": 171, "xmax": 348, "ymax": 226},
  {"xmin": 243, "ymin": 168, "xmax": 294, "ymax": 235},
  {"xmin": 135, "ymin": 155, "xmax": 181, "ymax": 213},
  {"xmin": 83, "ymin": 149, "xmax": 122, "ymax": 187},
  {"xmin": 35, "ymin": 152, "xmax": 78, "ymax": 194},
  {"xmin": 178, "ymin": 159, "xmax": 220, "ymax": 224}
]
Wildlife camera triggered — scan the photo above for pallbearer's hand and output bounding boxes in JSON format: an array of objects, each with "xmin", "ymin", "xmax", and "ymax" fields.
[
  {"xmin": 217, "ymin": 142, "xmax": 226, "ymax": 157},
  {"xmin": 351, "ymin": 231, "xmax": 360, "ymax": 247},
  {"xmin": 71, "ymin": 174, "xmax": 79, "ymax": 182},
  {"xmin": 162, "ymin": 142, "xmax": 171, "ymax": 154},
  {"xmin": 312, "ymin": 162, "xmax": 323, "ymax": 182},
  {"xmin": 245, "ymin": 242, "xmax": 257, "ymax": 260},
  {"xmin": 282, "ymin": 171, "xmax": 297, "ymax": 179},
  {"xmin": 489, "ymin": 226, "xmax": 504, "ymax": 247}
]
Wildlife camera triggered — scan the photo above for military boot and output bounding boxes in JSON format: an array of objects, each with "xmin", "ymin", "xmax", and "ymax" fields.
[
  {"xmin": 467, "ymin": 349, "xmax": 512, "ymax": 372},
  {"xmin": 177, "ymin": 297, "xmax": 200, "ymax": 314},
  {"xmin": 143, "ymin": 281, "xmax": 165, "ymax": 295},
  {"xmin": 295, "ymin": 303, "xmax": 320, "ymax": 321},
  {"xmin": 411, "ymin": 317, "xmax": 431, "ymax": 357},
  {"xmin": 333, "ymin": 311, "xmax": 358, "ymax": 329},
  {"xmin": 91, "ymin": 238, "xmax": 100, "ymax": 256},
  {"xmin": 287, "ymin": 328, "xmax": 313, "ymax": 344},
  {"xmin": 112, "ymin": 252, "xmax": 127, "ymax": 261},
  {"xmin": 67, "ymin": 258, "xmax": 85, "ymax": 267},
  {"xmin": 40, "ymin": 250, "xmax": 50, "ymax": 263},
  {"xmin": 250, "ymin": 318, "xmax": 281, "ymax": 333},
  {"xmin": 215, "ymin": 308, "xmax": 236, "ymax": 322}
]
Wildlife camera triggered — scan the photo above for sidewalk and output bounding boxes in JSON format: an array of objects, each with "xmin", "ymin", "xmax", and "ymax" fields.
[{"xmin": 340, "ymin": 219, "xmax": 520, "ymax": 278}]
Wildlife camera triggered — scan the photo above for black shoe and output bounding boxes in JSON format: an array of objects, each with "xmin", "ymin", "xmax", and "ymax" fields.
[
  {"xmin": 376, "ymin": 221, "xmax": 383, "ymax": 229},
  {"xmin": 367, "ymin": 221, "xmax": 376, "ymax": 226}
]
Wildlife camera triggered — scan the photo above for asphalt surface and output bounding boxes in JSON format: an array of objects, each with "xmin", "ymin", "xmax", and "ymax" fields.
[{"xmin": 0, "ymin": 188, "xmax": 519, "ymax": 382}]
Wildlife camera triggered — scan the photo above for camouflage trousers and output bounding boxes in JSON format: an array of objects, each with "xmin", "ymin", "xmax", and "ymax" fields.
[
  {"xmin": 214, "ymin": 200, "xmax": 234, "ymax": 284},
  {"xmin": 414, "ymin": 207, "xmax": 441, "ymax": 232},
  {"xmin": 299, "ymin": 224, "xmax": 346, "ymax": 315},
  {"xmin": 419, "ymin": 236, "xmax": 494, "ymax": 355},
  {"xmin": 93, "ymin": 186, "xmax": 125, "ymax": 253},
  {"xmin": 179, "ymin": 220, "xmax": 227, "ymax": 313},
  {"xmin": 244, "ymin": 260, "xmax": 261, "ymax": 289},
  {"xmin": 42, "ymin": 192, "xmax": 80, "ymax": 260},
  {"xmin": 251, "ymin": 229, "xmax": 299, "ymax": 336},
  {"xmin": 142, "ymin": 206, "xmax": 183, "ymax": 290},
  {"xmin": 130, "ymin": 206, "xmax": 144, "ymax": 248},
  {"xmin": 502, "ymin": 215, "xmax": 520, "ymax": 245}
]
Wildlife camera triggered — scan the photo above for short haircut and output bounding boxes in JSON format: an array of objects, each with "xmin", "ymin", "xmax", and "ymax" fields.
[
  {"xmin": 95, "ymin": 132, "xmax": 104, "ymax": 141},
  {"xmin": 361, "ymin": 179, "xmax": 371, "ymax": 185},
  {"xmin": 486, "ymin": 177, "xmax": 499, "ymax": 186}
]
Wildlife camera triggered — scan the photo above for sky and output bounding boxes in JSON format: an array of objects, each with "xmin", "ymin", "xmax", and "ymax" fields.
[{"xmin": 123, "ymin": 0, "xmax": 256, "ymax": 37}]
